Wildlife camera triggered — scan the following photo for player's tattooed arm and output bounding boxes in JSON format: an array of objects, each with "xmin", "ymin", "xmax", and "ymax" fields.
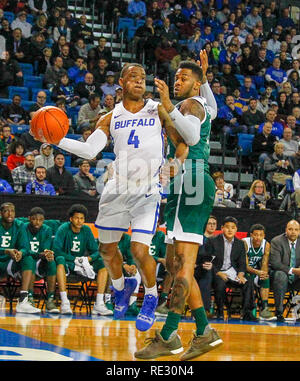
[
  {"xmin": 96, "ymin": 111, "xmax": 113, "ymax": 138},
  {"xmin": 179, "ymin": 98, "xmax": 205, "ymax": 122}
]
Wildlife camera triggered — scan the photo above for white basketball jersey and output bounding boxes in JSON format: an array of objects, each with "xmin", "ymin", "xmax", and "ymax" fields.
[
  {"xmin": 243, "ymin": 237, "xmax": 266, "ymax": 253},
  {"xmin": 110, "ymin": 99, "xmax": 164, "ymax": 188}
]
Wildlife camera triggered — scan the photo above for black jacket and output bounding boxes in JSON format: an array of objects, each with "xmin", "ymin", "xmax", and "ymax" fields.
[
  {"xmin": 46, "ymin": 165, "xmax": 75, "ymax": 195},
  {"xmin": 203, "ymin": 234, "xmax": 247, "ymax": 275}
]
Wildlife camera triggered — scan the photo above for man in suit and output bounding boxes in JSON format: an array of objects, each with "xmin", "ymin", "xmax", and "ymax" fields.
[
  {"xmin": 203, "ymin": 216, "xmax": 257, "ymax": 321},
  {"xmin": 270, "ymin": 219, "xmax": 300, "ymax": 322}
]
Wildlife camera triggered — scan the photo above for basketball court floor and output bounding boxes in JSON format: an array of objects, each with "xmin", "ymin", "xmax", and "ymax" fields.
[{"xmin": 1, "ymin": 308, "xmax": 300, "ymax": 362}]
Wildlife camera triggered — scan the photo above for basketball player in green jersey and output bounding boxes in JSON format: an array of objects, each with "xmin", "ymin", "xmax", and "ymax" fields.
[
  {"xmin": 135, "ymin": 51, "xmax": 223, "ymax": 360},
  {"xmin": 243, "ymin": 224, "xmax": 273, "ymax": 320}
]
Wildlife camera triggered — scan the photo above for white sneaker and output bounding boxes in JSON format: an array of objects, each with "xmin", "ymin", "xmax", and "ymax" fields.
[
  {"xmin": 60, "ymin": 302, "xmax": 73, "ymax": 315},
  {"xmin": 16, "ymin": 297, "xmax": 41, "ymax": 314},
  {"xmin": 92, "ymin": 303, "xmax": 113, "ymax": 316}
]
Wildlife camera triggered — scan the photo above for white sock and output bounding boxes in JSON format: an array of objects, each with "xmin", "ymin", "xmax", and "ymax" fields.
[
  {"xmin": 105, "ymin": 293, "xmax": 111, "ymax": 303},
  {"xmin": 144, "ymin": 285, "xmax": 158, "ymax": 297},
  {"xmin": 111, "ymin": 276, "xmax": 125, "ymax": 291},
  {"xmin": 96, "ymin": 293, "xmax": 104, "ymax": 305},
  {"xmin": 129, "ymin": 295, "xmax": 137, "ymax": 305},
  {"xmin": 60, "ymin": 291, "xmax": 69, "ymax": 303}
]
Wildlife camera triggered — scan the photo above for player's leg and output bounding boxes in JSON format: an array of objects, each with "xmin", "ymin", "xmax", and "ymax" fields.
[
  {"xmin": 126, "ymin": 270, "xmax": 141, "ymax": 316},
  {"xmin": 92, "ymin": 258, "xmax": 113, "ymax": 316},
  {"xmin": 55, "ymin": 256, "xmax": 72, "ymax": 315},
  {"xmin": 45, "ymin": 260, "xmax": 59, "ymax": 313},
  {"xmin": 16, "ymin": 256, "xmax": 41, "ymax": 314},
  {"xmin": 259, "ymin": 278, "xmax": 273, "ymax": 319}
]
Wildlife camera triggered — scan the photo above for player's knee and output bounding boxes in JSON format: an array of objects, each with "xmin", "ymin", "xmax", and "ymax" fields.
[
  {"xmin": 99, "ymin": 242, "xmax": 117, "ymax": 262},
  {"xmin": 130, "ymin": 242, "xmax": 149, "ymax": 263},
  {"xmin": 55, "ymin": 256, "xmax": 66, "ymax": 266}
]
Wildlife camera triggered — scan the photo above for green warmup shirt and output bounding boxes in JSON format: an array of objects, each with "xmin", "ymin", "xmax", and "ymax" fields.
[
  {"xmin": 53, "ymin": 222, "xmax": 100, "ymax": 262},
  {"xmin": 118, "ymin": 233, "xmax": 135, "ymax": 265},
  {"xmin": 0, "ymin": 218, "xmax": 28, "ymax": 261},
  {"xmin": 23, "ymin": 222, "xmax": 53, "ymax": 259},
  {"xmin": 149, "ymin": 230, "xmax": 166, "ymax": 263}
]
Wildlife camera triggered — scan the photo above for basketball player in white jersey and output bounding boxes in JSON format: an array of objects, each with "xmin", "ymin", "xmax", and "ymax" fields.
[{"xmin": 46, "ymin": 63, "xmax": 189, "ymax": 332}]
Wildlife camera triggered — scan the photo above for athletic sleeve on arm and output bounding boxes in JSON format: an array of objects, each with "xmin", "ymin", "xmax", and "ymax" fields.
[
  {"xmin": 58, "ymin": 128, "xmax": 108, "ymax": 160},
  {"xmin": 200, "ymin": 82, "xmax": 217, "ymax": 120},
  {"xmin": 168, "ymin": 107, "xmax": 201, "ymax": 146}
]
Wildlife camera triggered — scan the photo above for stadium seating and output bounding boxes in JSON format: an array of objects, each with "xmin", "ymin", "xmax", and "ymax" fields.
[
  {"xmin": 0, "ymin": 98, "xmax": 12, "ymax": 106},
  {"xmin": 19, "ymin": 63, "xmax": 34, "ymax": 76},
  {"xmin": 8, "ymin": 86, "xmax": 29, "ymax": 101},
  {"xmin": 31, "ymin": 88, "xmax": 51, "ymax": 102},
  {"xmin": 117, "ymin": 17, "xmax": 134, "ymax": 33},
  {"xmin": 21, "ymin": 100, "xmax": 36, "ymax": 111},
  {"xmin": 237, "ymin": 133, "xmax": 255, "ymax": 156},
  {"xmin": 4, "ymin": 11, "xmax": 14, "ymax": 24},
  {"xmin": 127, "ymin": 26, "xmax": 138, "ymax": 41},
  {"xmin": 10, "ymin": 124, "xmax": 29, "ymax": 135},
  {"xmin": 24, "ymin": 75, "xmax": 43, "ymax": 90}
]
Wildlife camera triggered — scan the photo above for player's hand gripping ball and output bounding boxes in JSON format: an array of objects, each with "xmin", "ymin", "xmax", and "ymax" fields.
[{"xmin": 30, "ymin": 106, "xmax": 69, "ymax": 145}]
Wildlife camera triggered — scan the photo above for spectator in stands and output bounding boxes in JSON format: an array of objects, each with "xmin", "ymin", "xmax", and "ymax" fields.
[
  {"xmin": 53, "ymin": 16, "xmax": 71, "ymax": 43},
  {"xmin": 88, "ymin": 36, "xmax": 112, "ymax": 67},
  {"xmin": 265, "ymin": 58, "xmax": 287, "ymax": 89},
  {"xmin": 218, "ymin": 94, "xmax": 247, "ymax": 141},
  {"xmin": 0, "ymin": 202, "xmax": 40, "ymax": 314},
  {"xmin": 239, "ymin": 46, "xmax": 257, "ymax": 77},
  {"xmin": 257, "ymin": 95, "xmax": 269, "ymax": 115},
  {"xmin": 169, "ymin": 4, "xmax": 185, "ymax": 31},
  {"xmin": 77, "ymin": 93, "xmax": 101, "ymax": 133},
  {"xmin": 2, "ymin": 94, "xmax": 27, "ymax": 126},
  {"xmin": 75, "ymin": 72, "xmax": 102, "ymax": 105},
  {"xmin": 100, "ymin": 71, "xmax": 119, "ymax": 101},
  {"xmin": 51, "ymin": 73, "xmax": 79, "ymax": 107},
  {"xmin": 29, "ymin": 32, "xmax": 47, "ymax": 65},
  {"xmin": 212, "ymin": 171, "xmax": 236, "ymax": 208},
  {"xmin": 0, "ymin": 51, "xmax": 23, "ymax": 97},
  {"xmin": 102, "ymin": 94, "xmax": 115, "ymax": 113},
  {"xmin": 38, "ymin": 46, "xmax": 52, "ymax": 75},
  {"xmin": 44, "ymin": 55, "xmax": 67, "ymax": 90},
  {"xmin": 262, "ymin": 7, "xmax": 276, "ymax": 36},
  {"xmin": 154, "ymin": 37, "xmax": 178, "ymax": 84},
  {"xmin": 242, "ymin": 98, "xmax": 265, "ymax": 134},
  {"xmin": 241, "ymin": 180, "xmax": 273, "ymax": 210},
  {"xmin": 59, "ymin": 44, "xmax": 75, "ymax": 70},
  {"xmin": 278, "ymin": 7, "xmax": 295, "ymax": 30},
  {"xmin": 218, "ymin": 64, "xmax": 240, "ymax": 94},
  {"xmin": 267, "ymin": 31, "xmax": 281, "ymax": 55},
  {"xmin": 147, "ymin": 0, "xmax": 161, "ymax": 22},
  {"xmin": 0, "ymin": 151, "xmax": 12, "ymax": 184},
  {"xmin": 251, "ymin": 122, "xmax": 277, "ymax": 164},
  {"xmin": 71, "ymin": 14, "xmax": 94, "ymax": 46},
  {"xmin": 279, "ymin": 127, "xmax": 298, "ymax": 158},
  {"xmin": 114, "ymin": 86, "xmax": 123, "ymax": 104},
  {"xmin": 72, "ymin": 38, "xmax": 88, "ymax": 61},
  {"xmin": 258, "ymin": 109, "xmax": 284, "ymax": 139},
  {"xmin": 46, "ymin": 152, "xmax": 75, "ymax": 196},
  {"xmin": 187, "ymin": 29, "xmax": 205, "ymax": 58},
  {"xmin": 53, "ymin": 203, "xmax": 112, "ymax": 315},
  {"xmin": 31, "ymin": 14, "xmax": 49, "ymax": 41},
  {"xmin": 51, "ymin": 35, "xmax": 67, "ymax": 58},
  {"xmin": 264, "ymin": 142, "xmax": 294, "ymax": 189},
  {"xmin": 73, "ymin": 159, "xmax": 97, "ymax": 199},
  {"xmin": 92, "ymin": 58, "xmax": 108, "ymax": 85},
  {"xmin": 218, "ymin": 42, "xmax": 239, "ymax": 67},
  {"xmin": 127, "ymin": 0, "xmax": 147, "ymax": 20},
  {"xmin": 6, "ymin": 140, "xmax": 25, "ymax": 171},
  {"xmin": 0, "ymin": 124, "xmax": 15, "ymax": 157},
  {"xmin": 11, "ymin": 11, "xmax": 32, "ymax": 39},
  {"xmin": 194, "ymin": 215, "xmax": 217, "ymax": 317},
  {"xmin": 0, "ymin": 177, "xmax": 14, "ymax": 193},
  {"xmin": 243, "ymin": 224, "xmax": 273, "ymax": 319},
  {"xmin": 34, "ymin": 143, "xmax": 54, "ymax": 170},
  {"xmin": 28, "ymin": 90, "xmax": 47, "ymax": 119},
  {"xmin": 243, "ymin": 7, "xmax": 262, "ymax": 31},
  {"xmin": 28, "ymin": 0, "xmax": 47, "ymax": 16},
  {"xmin": 67, "ymin": 56, "xmax": 88, "ymax": 85},
  {"xmin": 288, "ymin": 71, "xmax": 300, "ymax": 93},
  {"xmin": 269, "ymin": 219, "xmax": 300, "ymax": 322},
  {"xmin": 6, "ymin": 27, "xmax": 30, "ymax": 63},
  {"xmin": 12, "ymin": 151, "xmax": 35, "ymax": 193},
  {"xmin": 239, "ymin": 76, "xmax": 258, "ymax": 104},
  {"xmin": 26, "ymin": 165, "xmax": 56, "ymax": 195},
  {"xmin": 211, "ymin": 80, "xmax": 225, "ymax": 109},
  {"xmin": 0, "ymin": 18, "xmax": 12, "ymax": 40},
  {"xmin": 202, "ymin": 216, "xmax": 257, "ymax": 321},
  {"xmin": 287, "ymin": 60, "xmax": 300, "ymax": 78},
  {"xmin": 20, "ymin": 130, "xmax": 42, "ymax": 155}
]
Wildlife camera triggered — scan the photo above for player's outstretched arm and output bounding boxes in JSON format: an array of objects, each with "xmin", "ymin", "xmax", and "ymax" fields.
[{"xmin": 57, "ymin": 112, "xmax": 112, "ymax": 160}]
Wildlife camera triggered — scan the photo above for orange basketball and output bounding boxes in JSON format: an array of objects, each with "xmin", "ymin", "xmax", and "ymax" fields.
[{"xmin": 30, "ymin": 106, "xmax": 69, "ymax": 145}]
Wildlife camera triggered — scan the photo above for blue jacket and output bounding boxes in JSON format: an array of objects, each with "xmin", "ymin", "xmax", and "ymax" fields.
[
  {"xmin": 218, "ymin": 105, "xmax": 242, "ymax": 127},
  {"xmin": 258, "ymin": 122, "xmax": 284, "ymax": 138},
  {"xmin": 67, "ymin": 66, "xmax": 88, "ymax": 84},
  {"xmin": 240, "ymin": 86, "xmax": 258, "ymax": 101},
  {"xmin": 0, "ymin": 179, "xmax": 14, "ymax": 193},
  {"xmin": 127, "ymin": 0, "xmax": 146, "ymax": 17},
  {"xmin": 26, "ymin": 180, "xmax": 56, "ymax": 196}
]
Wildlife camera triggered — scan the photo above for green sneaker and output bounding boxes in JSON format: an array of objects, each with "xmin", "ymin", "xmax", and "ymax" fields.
[
  {"xmin": 259, "ymin": 307, "xmax": 273, "ymax": 319},
  {"xmin": 134, "ymin": 329, "xmax": 183, "ymax": 359},
  {"xmin": 126, "ymin": 301, "xmax": 140, "ymax": 316},
  {"xmin": 155, "ymin": 301, "xmax": 169, "ymax": 316},
  {"xmin": 181, "ymin": 327, "xmax": 223, "ymax": 361},
  {"xmin": 46, "ymin": 297, "xmax": 59, "ymax": 313}
]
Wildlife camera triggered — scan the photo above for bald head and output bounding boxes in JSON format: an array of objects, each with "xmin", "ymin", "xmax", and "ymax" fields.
[{"xmin": 286, "ymin": 220, "xmax": 300, "ymax": 242}]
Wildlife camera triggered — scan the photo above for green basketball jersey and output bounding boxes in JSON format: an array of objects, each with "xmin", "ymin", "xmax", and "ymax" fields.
[
  {"xmin": 118, "ymin": 233, "xmax": 135, "ymax": 265},
  {"xmin": 243, "ymin": 237, "xmax": 266, "ymax": 269},
  {"xmin": 168, "ymin": 96, "xmax": 211, "ymax": 172},
  {"xmin": 23, "ymin": 222, "xmax": 53, "ymax": 259},
  {"xmin": 0, "ymin": 218, "xmax": 28, "ymax": 261},
  {"xmin": 149, "ymin": 230, "xmax": 166, "ymax": 262}
]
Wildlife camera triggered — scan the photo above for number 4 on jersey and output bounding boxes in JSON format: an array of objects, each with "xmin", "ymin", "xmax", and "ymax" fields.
[{"xmin": 128, "ymin": 129, "xmax": 140, "ymax": 148}]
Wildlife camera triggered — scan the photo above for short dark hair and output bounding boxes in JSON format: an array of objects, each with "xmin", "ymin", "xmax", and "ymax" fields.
[
  {"xmin": 0, "ymin": 202, "xmax": 15, "ymax": 212},
  {"xmin": 208, "ymin": 215, "xmax": 217, "ymax": 222},
  {"xmin": 250, "ymin": 224, "xmax": 265, "ymax": 233},
  {"xmin": 35, "ymin": 166, "xmax": 46, "ymax": 173},
  {"xmin": 54, "ymin": 151, "xmax": 64, "ymax": 159},
  {"xmin": 222, "ymin": 216, "xmax": 238, "ymax": 226},
  {"xmin": 88, "ymin": 93, "xmax": 100, "ymax": 103},
  {"xmin": 29, "ymin": 207, "xmax": 45, "ymax": 217},
  {"xmin": 177, "ymin": 61, "xmax": 203, "ymax": 81},
  {"xmin": 9, "ymin": 140, "xmax": 25, "ymax": 155},
  {"xmin": 67, "ymin": 204, "xmax": 88, "ymax": 218},
  {"xmin": 120, "ymin": 63, "xmax": 144, "ymax": 78}
]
